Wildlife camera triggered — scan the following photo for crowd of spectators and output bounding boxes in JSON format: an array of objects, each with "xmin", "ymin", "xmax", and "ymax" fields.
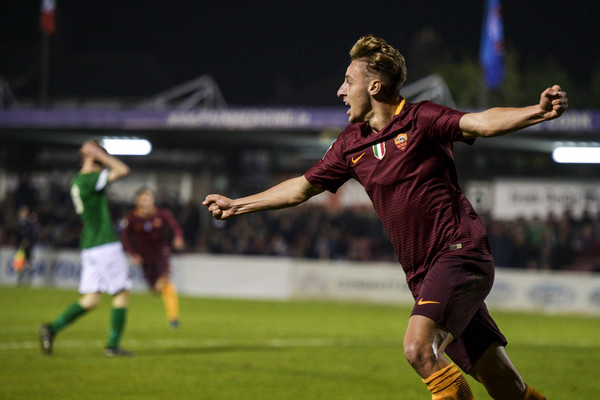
[
  {"xmin": 1, "ymin": 181, "xmax": 600, "ymax": 273},
  {"xmin": 482, "ymin": 209, "xmax": 600, "ymax": 272},
  {"xmin": 200, "ymin": 205, "xmax": 395, "ymax": 262}
]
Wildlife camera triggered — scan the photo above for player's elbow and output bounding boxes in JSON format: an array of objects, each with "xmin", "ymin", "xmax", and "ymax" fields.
[
  {"xmin": 460, "ymin": 112, "xmax": 498, "ymax": 138},
  {"xmin": 116, "ymin": 164, "xmax": 130, "ymax": 178},
  {"xmin": 283, "ymin": 192, "xmax": 308, "ymax": 208},
  {"xmin": 109, "ymin": 165, "xmax": 130, "ymax": 182},
  {"xmin": 289, "ymin": 183, "xmax": 323, "ymax": 206}
]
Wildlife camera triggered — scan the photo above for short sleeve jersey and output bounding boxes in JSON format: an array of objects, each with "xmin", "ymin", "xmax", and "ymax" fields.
[
  {"xmin": 304, "ymin": 101, "xmax": 493, "ymax": 292},
  {"xmin": 121, "ymin": 207, "xmax": 183, "ymax": 259},
  {"xmin": 70, "ymin": 170, "xmax": 119, "ymax": 249}
]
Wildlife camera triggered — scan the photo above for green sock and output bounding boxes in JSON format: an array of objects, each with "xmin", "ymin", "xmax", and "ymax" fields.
[
  {"xmin": 106, "ymin": 307, "xmax": 127, "ymax": 349},
  {"xmin": 51, "ymin": 302, "xmax": 87, "ymax": 333}
]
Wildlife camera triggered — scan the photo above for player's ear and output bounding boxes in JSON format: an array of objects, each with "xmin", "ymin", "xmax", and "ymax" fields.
[{"xmin": 368, "ymin": 79, "xmax": 382, "ymax": 95}]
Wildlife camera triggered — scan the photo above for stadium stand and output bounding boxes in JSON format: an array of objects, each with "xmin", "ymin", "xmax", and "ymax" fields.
[{"xmin": 1, "ymin": 182, "xmax": 599, "ymax": 272}]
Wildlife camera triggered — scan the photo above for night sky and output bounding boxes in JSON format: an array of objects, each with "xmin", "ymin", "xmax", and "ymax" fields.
[{"xmin": 1, "ymin": 1, "xmax": 598, "ymax": 106}]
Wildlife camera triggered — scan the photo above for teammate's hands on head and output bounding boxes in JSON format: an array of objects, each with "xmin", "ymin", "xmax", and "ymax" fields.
[
  {"xmin": 203, "ymin": 194, "xmax": 233, "ymax": 220},
  {"xmin": 79, "ymin": 140, "xmax": 104, "ymax": 160},
  {"xmin": 540, "ymin": 85, "xmax": 568, "ymax": 120}
]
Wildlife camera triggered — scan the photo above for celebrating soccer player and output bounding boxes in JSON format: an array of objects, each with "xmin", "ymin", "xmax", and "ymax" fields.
[{"xmin": 204, "ymin": 35, "xmax": 567, "ymax": 399}]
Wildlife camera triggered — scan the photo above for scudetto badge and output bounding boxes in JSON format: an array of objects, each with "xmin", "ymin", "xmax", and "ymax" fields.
[{"xmin": 373, "ymin": 142, "xmax": 386, "ymax": 160}]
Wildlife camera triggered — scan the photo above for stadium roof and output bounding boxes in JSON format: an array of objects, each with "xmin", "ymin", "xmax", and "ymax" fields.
[
  {"xmin": 1, "ymin": 105, "xmax": 598, "ymax": 147},
  {"xmin": 1, "ymin": 74, "xmax": 598, "ymax": 177}
]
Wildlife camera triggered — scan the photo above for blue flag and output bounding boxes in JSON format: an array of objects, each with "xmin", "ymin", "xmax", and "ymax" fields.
[{"xmin": 480, "ymin": 0, "xmax": 505, "ymax": 90}]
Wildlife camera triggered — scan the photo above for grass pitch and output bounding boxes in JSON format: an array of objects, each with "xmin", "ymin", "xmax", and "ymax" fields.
[{"xmin": 1, "ymin": 285, "xmax": 598, "ymax": 399}]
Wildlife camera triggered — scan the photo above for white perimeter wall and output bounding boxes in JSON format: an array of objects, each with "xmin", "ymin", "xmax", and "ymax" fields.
[{"xmin": 2, "ymin": 247, "xmax": 600, "ymax": 315}]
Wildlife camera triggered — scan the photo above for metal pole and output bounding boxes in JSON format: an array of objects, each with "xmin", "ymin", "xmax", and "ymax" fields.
[{"xmin": 40, "ymin": 33, "xmax": 49, "ymax": 106}]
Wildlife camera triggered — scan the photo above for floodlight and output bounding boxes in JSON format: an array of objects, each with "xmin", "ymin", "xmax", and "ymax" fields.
[
  {"xmin": 101, "ymin": 138, "xmax": 152, "ymax": 156},
  {"xmin": 552, "ymin": 146, "xmax": 600, "ymax": 164}
]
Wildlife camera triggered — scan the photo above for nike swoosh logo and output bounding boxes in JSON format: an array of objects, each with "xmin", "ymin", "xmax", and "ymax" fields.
[
  {"xmin": 417, "ymin": 298, "xmax": 440, "ymax": 305},
  {"xmin": 351, "ymin": 152, "xmax": 365, "ymax": 164}
]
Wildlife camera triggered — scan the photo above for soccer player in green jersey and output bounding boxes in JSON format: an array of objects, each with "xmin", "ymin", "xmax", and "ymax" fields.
[{"xmin": 39, "ymin": 140, "xmax": 133, "ymax": 356}]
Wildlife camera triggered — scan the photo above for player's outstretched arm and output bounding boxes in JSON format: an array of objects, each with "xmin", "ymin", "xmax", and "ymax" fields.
[
  {"xmin": 460, "ymin": 85, "xmax": 568, "ymax": 139},
  {"xmin": 203, "ymin": 176, "xmax": 323, "ymax": 220}
]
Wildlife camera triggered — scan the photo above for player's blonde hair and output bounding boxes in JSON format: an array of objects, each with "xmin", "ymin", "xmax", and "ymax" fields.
[{"xmin": 349, "ymin": 35, "xmax": 407, "ymax": 99}]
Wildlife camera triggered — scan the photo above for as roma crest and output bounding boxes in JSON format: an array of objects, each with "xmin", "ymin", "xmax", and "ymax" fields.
[
  {"xmin": 372, "ymin": 142, "xmax": 386, "ymax": 160},
  {"xmin": 394, "ymin": 133, "xmax": 407, "ymax": 151}
]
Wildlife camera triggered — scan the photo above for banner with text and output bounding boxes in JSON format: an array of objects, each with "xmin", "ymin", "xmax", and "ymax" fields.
[{"xmin": 491, "ymin": 179, "xmax": 600, "ymax": 219}]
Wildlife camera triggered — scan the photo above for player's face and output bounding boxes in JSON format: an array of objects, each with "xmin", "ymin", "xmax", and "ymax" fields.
[
  {"xmin": 136, "ymin": 191, "xmax": 155, "ymax": 211},
  {"xmin": 337, "ymin": 60, "xmax": 372, "ymax": 123}
]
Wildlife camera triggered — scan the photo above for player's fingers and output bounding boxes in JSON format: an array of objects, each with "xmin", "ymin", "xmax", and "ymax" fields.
[
  {"xmin": 202, "ymin": 194, "xmax": 218, "ymax": 205},
  {"xmin": 542, "ymin": 86, "xmax": 558, "ymax": 99},
  {"xmin": 552, "ymin": 95, "xmax": 568, "ymax": 108}
]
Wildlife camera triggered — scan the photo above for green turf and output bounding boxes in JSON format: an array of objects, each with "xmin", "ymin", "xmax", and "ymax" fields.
[{"xmin": 0, "ymin": 285, "xmax": 598, "ymax": 399}]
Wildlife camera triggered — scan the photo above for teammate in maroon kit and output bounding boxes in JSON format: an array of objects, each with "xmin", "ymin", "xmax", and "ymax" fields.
[
  {"xmin": 121, "ymin": 188, "xmax": 184, "ymax": 327},
  {"xmin": 203, "ymin": 35, "xmax": 567, "ymax": 400}
]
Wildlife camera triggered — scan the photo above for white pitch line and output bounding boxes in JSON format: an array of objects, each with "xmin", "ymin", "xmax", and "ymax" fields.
[
  {"xmin": 0, "ymin": 337, "xmax": 397, "ymax": 352},
  {"xmin": 1, "ymin": 336, "xmax": 598, "ymax": 352}
]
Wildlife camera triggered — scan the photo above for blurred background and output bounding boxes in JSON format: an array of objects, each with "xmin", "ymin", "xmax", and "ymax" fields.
[{"xmin": 1, "ymin": 0, "xmax": 599, "ymax": 277}]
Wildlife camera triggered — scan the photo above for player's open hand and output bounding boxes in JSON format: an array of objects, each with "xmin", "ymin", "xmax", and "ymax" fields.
[
  {"xmin": 539, "ymin": 85, "xmax": 568, "ymax": 120},
  {"xmin": 203, "ymin": 194, "xmax": 235, "ymax": 220}
]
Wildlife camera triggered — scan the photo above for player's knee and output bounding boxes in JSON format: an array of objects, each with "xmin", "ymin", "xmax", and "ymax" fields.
[
  {"xmin": 79, "ymin": 293, "xmax": 101, "ymax": 310},
  {"xmin": 112, "ymin": 290, "xmax": 130, "ymax": 308},
  {"xmin": 403, "ymin": 337, "xmax": 433, "ymax": 367}
]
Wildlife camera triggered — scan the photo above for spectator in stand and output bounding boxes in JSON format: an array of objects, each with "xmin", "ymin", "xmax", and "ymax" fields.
[{"xmin": 11, "ymin": 205, "xmax": 39, "ymax": 285}]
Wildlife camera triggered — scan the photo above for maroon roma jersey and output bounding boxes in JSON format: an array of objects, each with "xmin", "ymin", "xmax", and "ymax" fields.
[
  {"xmin": 304, "ymin": 101, "xmax": 493, "ymax": 293},
  {"xmin": 121, "ymin": 207, "xmax": 183, "ymax": 260}
]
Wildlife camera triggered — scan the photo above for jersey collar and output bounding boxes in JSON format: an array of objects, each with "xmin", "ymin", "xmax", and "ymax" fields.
[{"xmin": 394, "ymin": 97, "xmax": 406, "ymax": 115}]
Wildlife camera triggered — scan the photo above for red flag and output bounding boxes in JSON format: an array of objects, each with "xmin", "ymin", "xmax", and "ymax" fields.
[{"xmin": 39, "ymin": 0, "xmax": 56, "ymax": 35}]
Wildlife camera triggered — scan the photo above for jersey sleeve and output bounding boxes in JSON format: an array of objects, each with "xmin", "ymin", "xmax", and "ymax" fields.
[
  {"xmin": 304, "ymin": 137, "xmax": 352, "ymax": 194},
  {"xmin": 94, "ymin": 169, "xmax": 110, "ymax": 191},
  {"xmin": 419, "ymin": 102, "xmax": 470, "ymax": 144},
  {"xmin": 120, "ymin": 213, "xmax": 135, "ymax": 254},
  {"xmin": 161, "ymin": 208, "xmax": 184, "ymax": 238}
]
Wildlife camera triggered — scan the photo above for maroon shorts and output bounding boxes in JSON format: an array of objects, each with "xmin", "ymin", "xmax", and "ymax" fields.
[
  {"xmin": 410, "ymin": 254, "xmax": 507, "ymax": 373},
  {"xmin": 141, "ymin": 253, "xmax": 171, "ymax": 288}
]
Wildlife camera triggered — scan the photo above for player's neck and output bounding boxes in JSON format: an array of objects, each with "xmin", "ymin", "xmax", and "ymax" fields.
[
  {"xmin": 137, "ymin": 206, "xmax": 156, "ymax": 217},
  {"xmin": 80, "ymin": 159, "xmax": 102, "ymax": 174},
  {"xmin": 366, "ymin": 100, "xmax": 403, "ymax": 132}
]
